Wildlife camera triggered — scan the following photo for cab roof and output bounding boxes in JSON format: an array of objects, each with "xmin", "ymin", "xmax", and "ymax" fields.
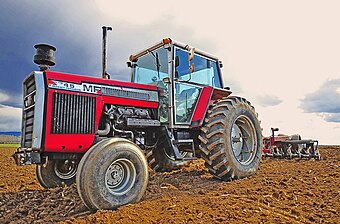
[{"xmin": 129, "ymin": 38, "xmax": 220, "ymax": 62}]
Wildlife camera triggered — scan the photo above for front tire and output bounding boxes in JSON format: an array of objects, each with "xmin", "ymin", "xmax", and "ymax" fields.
[
  {"xmin": 76, "ymin": 138, "xmax": 148, "ymax": 210},
  {"xmin": 198, "ymin": 96, "xmax": 262, "ymax": 180},
  {"xmin": 36, "ymin": 159, "xmax": 78, "ymax": 188}
]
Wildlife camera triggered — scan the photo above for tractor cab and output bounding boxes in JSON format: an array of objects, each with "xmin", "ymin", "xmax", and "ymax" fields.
[{"xmin": 129, "ymin": 38, "xmax": 227, "ymax": 128}]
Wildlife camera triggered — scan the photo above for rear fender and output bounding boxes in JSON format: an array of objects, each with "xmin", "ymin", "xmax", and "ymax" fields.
[{"xmin": 190, "ymin": 87, "xmax": 232, "ymax": 128}]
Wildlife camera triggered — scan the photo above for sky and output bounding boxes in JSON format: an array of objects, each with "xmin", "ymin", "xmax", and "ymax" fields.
[{"xmin": 0, "ymin": 0, "xmax": 339, "ymax": 144}]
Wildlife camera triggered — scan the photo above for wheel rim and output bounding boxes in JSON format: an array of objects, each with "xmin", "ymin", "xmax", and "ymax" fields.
[
  {"xmin": 54, "ymin": 160, "xmax": 78, "ymax": 180},
  {"xmin": 105, "ymin": 158, "xmax": 136, "ymax": 195},
  {"xmin": 231, "ymin": 115, "xmax": 257, "ymax": 165}
]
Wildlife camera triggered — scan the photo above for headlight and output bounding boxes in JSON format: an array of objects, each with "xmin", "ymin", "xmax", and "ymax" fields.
[{"xmin": 24, "ymin": 93, "xmax": 35, "ymax": 108}]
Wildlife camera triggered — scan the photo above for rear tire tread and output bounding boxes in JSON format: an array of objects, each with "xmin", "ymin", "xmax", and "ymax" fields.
[{"xmin": 198, "ymin": 96, "xmax": 262, "ymax": 180}]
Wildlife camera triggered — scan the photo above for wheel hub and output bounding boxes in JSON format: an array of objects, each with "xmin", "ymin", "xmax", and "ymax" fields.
[
  {"xmin": 231, "ymin": 115, "xmax": 257, "ymax": 165},
  {"xmin": 108, "ymin": 163, "xmax": 125, "ymax": 186},
  {"xmin": 105, "ymin": 158, "xmax": 136, "ymax": 196},
  {"xmin": 54, "ymin": 160, "xmax": 78, "ymax": 180}
]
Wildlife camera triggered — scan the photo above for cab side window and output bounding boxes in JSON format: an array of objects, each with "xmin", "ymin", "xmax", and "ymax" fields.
[{"xmin": 175, "ymin": 48, "xmax": 222, "ymax": 88}]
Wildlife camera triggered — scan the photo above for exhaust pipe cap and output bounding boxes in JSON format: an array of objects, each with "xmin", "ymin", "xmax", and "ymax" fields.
[{"xmin": 34, "ymin": 44, "xmax": 56, "ymax": 70}]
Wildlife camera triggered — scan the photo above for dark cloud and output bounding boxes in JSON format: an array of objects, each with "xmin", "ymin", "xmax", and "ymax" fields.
[
  {"xmin": 0, "ymin": 1, "xmax": 212, "ymax": 96},
  {"xmin": 255, "ymin": 94, "xmax": 282, "ymax": 107},
  {"xmin": 301, "ymin": 78, "xmax": 340, "ymax": 122},
  {"xmin": 0, "ymin": 1, "xmax": 109, "ymax": 104}
]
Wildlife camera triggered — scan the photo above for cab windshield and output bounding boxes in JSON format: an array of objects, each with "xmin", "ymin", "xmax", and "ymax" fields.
[{"xmin": 131, "ymin": 47, "xmax": 169, "ymax": 86}]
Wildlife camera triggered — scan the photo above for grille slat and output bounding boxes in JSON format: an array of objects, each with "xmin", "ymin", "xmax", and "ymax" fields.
[
  {"xmin": 80, "ymin": 96, "xmax": 84, "ymax": 133},
  {"xmin": 52, "ymin": 92, "xmax": 96, "ymax": 134},
  {"xmin": 27, "ymin": 85, "xmax": 36, "ymax": 94},
  {"xmin": 25, "ymin": 126, "xmax": 33, "ymax": 133},
  {"xmin": 26, "ymin": 78, "xmax": 35, "ymax": 94},
  {"xmin": 26, "ymin": 120, "xmax": 34, "ymax": 127},
  {"xmin": 70, "ymin": 95, "xmax": 74, "ymax": 133},
  {"xmin": 25, "ymin": 133, "xmax": 33, "ymax": 141},
  {"xmin": 25, "ymin": 110, "xmax": 34, "ymax": 118},
  {"xmin": 75, "ymin": 95, "xmax": 79, "ymax": 133},
  {"xmin": 24, "ymin": 141, "xmax": 32, "ymax": 147}
]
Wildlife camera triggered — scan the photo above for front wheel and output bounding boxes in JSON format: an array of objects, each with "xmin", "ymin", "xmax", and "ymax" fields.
[
  {"xmin": 198, "ymin": 96, "xmax": 262, "ymax": 180},
  {"xmin": 76, "ymin": 138, "xmax": 149, "ymax": 210},
  {"xmin": 36, "ymin": 159, "xmax": 78, "ymax": 188}
]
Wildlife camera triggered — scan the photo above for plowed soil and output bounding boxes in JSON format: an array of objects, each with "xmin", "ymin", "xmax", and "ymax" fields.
[{"xmin": 0, "ymin": 146, "xmax": 339, "ymax": 224}]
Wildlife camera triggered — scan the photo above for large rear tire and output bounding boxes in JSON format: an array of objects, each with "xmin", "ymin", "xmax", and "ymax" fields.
[
  {"xmin": 36, "ymin": 159, "xmax": 78, "ymax": 188},
  {"xmin": 198, "ymin": 96, "xmax": 262, "ymax": 180},
  {"xmin": 76, "ymin": 138, "xmax": 148, "ymax": 210}
]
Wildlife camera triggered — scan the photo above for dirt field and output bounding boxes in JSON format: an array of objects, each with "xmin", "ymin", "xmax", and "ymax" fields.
[{"xmin": 0, "ymin": 146, "xmax": 339, "ymax": 224}]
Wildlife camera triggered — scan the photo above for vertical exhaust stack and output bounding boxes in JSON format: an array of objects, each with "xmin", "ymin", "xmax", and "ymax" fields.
[
  {"xmin": 102, "ymin": 26, "xmax": 112, "ymax": 79},
  {"xmin": 34, "ymin": 44, "xmax": 56, "ymax": 71}
]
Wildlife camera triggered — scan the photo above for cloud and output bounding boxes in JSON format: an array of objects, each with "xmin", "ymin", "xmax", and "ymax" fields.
[
  {"xmin": 0, "ymin": 104, "xmax": 21, "ymax": 131},
  {"xmin": 0, "ymin": 92, "xmax": 10, "ymax": 102},
  {"xmin": 301, "ymin": 79, "xmax": 340, "ymax": 113},
  {"xmin": 301, "ymin": 78, "xmax": 340, "ymax": 122},
  {"xmin": 320, "ymin": 113, "xmax": 340, "ymax": 122},
  {"xmin": 255, "ymin": 94, "xmax": 283, "ymax": 107}
]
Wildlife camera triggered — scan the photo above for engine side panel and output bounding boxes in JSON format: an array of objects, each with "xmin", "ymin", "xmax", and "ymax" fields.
[{"xmin": 42, "ymin": 71, "xmax": 159, "ymax": 153}]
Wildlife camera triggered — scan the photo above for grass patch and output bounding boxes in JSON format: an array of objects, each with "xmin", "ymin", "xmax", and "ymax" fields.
[{"xmin": 0, "ymin": 143, "xmax": 20, "ymax": 148}]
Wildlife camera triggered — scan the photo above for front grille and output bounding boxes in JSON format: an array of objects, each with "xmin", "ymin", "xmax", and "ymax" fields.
[
  {"xmin": 21, "ymin": 75, "xmax": 36, "ymax": 148},
  {"xmin": 52, "ymin": 92, "xmax": 96, "ymax": 134}
]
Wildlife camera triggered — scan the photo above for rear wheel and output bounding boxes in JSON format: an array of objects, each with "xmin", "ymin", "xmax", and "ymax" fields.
[
  {"xmin": 198, "ymin": 96, "xmax": 262, "ymax": 180},
  {"xmin": 36, "ymin": 159, "xmax": 78, "ymax": 188},
  {"xmin": 76, "ymin": 138, "xmax": 148, "ymax": 210}
]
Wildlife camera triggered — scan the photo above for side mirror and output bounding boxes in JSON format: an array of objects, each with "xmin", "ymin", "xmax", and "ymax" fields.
[{"xmin": 188, "ymin": 47, "xmax": 195, "ymax": 62}]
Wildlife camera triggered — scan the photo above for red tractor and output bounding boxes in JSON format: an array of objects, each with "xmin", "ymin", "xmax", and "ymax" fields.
[
  {"xmin": 13, "ymin": 27, "xmax": 263, "ymax": 210},
  {"xmin": 262, "ymin": 128, "xmax": 321, "ymax": 160}
]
